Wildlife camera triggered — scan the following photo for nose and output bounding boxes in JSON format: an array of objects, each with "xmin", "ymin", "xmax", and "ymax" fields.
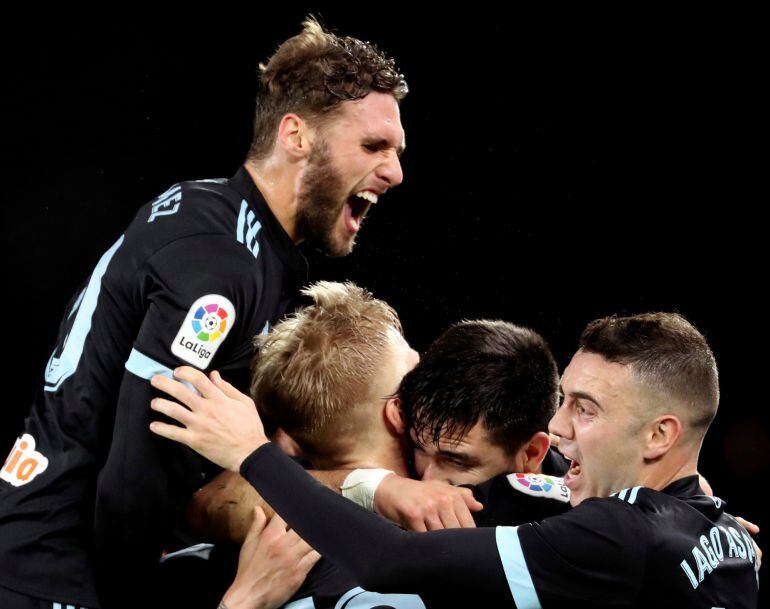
[
  {"xmin": 548, "ymin": 403, "xmax": 571, "ymax": 440},
  {"xmin": 419, "ymin": 460, "xmax": 441, "ymax": 482},
  {"xmin": 376, "ymin": 151, "xmax": 404, "ymax": 189}
]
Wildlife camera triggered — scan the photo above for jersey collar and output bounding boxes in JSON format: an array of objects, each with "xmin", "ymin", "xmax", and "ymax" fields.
[{"xmin": 230, "ymin": 166, "xmax": 308, "ymax": 281}]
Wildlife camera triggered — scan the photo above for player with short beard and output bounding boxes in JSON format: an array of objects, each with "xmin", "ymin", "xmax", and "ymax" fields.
[{"xmin": 0, "ymin": 17, "xmax": 406, "ymax": 609}]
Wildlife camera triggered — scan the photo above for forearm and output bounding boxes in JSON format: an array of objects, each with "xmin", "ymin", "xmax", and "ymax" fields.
[
  {"xmin": 187, "ymin": 468, "xmax": 353, "ymax": 544},
  {"xmin": 240, "ymin": 444, "xmax": 509, "ymax": 597}
]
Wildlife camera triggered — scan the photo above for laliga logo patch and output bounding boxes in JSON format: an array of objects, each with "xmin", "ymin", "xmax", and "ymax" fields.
[
  {"xmin": 172, "ymin": 294, "xmax": 235, "ymax": 369},
  {"xmin": 507, "ymin": 472, "xmax": 571, "ymax": 503},
  {"xmin": 1, "ymin": 434, "xmax": 49, "ymax": 487}
]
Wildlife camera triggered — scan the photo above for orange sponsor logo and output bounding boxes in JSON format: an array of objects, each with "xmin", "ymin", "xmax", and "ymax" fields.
[{"xmin": 1, "ymin": 434, "xmax": 49, "ymax": 487}]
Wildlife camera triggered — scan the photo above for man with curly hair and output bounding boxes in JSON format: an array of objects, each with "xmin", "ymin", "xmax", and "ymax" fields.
[{"xmin": 0, "ymin": 17, "xmax": 407, "ymax": 609}]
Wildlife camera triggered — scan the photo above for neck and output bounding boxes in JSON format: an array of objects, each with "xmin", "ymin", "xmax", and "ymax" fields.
[
  {"xmin": 310, "ymin": 433, "xmax": 410, "ymax": 477},
  {"xmin": 637, "ymin": 448, "xmax": 700, "ymax": 492},
  {"xmin": 244, "ymin": 160, "xmax": 302, "ymax": 242}
]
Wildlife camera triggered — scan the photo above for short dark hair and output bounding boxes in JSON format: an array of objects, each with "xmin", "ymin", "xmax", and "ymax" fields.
[
  {"xmin": 247, "ymin": 16, "xmax": 408, "ymax": 161},
  {"xmin": 399, "ymin": 320, "xmax": 558, "ymax": 455},
  {"xmin": 579, "ymin": 312, "xmax": 719, "ymax": 434}
]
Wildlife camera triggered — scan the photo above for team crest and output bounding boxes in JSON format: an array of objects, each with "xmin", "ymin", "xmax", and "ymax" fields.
[
  {"xmin": 171, "ymin": 294, "xmax": 236, "ymax": 369},
  {"xmin": 507, "ymin": 472, "xmax": 571, "ymax": 503}
]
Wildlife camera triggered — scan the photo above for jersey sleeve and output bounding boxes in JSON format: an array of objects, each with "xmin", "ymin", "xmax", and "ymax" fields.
[
  {"xmin": 497, "ymin": 499, "xmax": 647, "ymax": 607},
  {"xmin": 130, "ymin": 233, "xmax": 263, "ymax": 375},
  {"xmin": 92, "ymin": 234, "xmax": 263, "ymax": 608},
  {"xmin": 240, "ymin": 444, "xmax": 513, "ymax": 602}
]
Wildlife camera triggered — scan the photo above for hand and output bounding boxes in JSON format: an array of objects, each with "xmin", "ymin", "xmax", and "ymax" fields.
[
  {"xmin": 373, "ymin": 475, "xmax": 483, "ymax": 531},
  {"xmin": 221, "ymin": 507, "xmax": 321, "ymax": 609},
  {"xmin": 149, "ymin": 367, "xmax": 268, "ymax": 471},
  {"xmin": 736, "ymin": 516, "xmax": 762, "ymax": 570}
]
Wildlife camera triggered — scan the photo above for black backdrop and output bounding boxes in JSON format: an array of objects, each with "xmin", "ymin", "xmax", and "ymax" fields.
[{"xmin": 2, "ymin": 7, "xmax": 766, "ymax": 591}]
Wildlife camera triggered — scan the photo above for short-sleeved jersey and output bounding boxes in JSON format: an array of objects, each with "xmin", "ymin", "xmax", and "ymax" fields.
[
  {"xmin": 0, "ymin": 167, "xmax": 307, "ymax": 607},
  {"xmin": 498, "ymin": 475, "xmax": 760, "ymax": 608}
]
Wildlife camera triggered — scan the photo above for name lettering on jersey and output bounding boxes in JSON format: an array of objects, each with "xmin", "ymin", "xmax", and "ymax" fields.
[
  {"xmin": 1, "ymin": 434, "xmax": 49, "ymax": 487},
  {"xmin": 506, "ymin": 473, "xmax": 571, "ymax": 503},
  {"xmin": 679, "ymin": 525, "xmax": 759, "ymax": 589},
  {"xmin": 171, "ymin": 294, "xmax": 236, "ymax": 369},
  {"xmin": 148, "ymin": 185, "xmax": 182, "ymax": 223},
  {"xmin": 236, "ymin": 200, "xmax": 262, "ymax": 258}
]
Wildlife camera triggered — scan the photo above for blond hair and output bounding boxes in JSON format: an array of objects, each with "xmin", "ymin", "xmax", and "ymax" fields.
[{"xmin": 251, "ymin": 281, "xmax": 402, "ymax": 456}]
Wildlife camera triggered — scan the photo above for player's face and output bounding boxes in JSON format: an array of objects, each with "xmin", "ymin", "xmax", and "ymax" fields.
[
  {"xmin": 412, "ymin": 421, "xmax": 518, "ymax": 486},
  {"xmin": 549, "ymin": 350, "xmax": 647, "ymax": 506},
  {"xmin": 296, "ymin": 92, "xmax": 405, "ymax": 257}
]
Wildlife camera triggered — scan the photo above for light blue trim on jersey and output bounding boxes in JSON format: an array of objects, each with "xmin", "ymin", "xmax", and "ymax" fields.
[
  {"xmin": 627, "ymin": 486, "xmax": 642, "ymax": 504},
  {"xmin": 124, "ymin": 348, "xmax": 197, "ymax": 394},
  {"xmin": 44, "ymin": 235, "xmax": 125, "ymax": 392},
  {"xmin": 614, "ymin": 486, "xmax": 643, "ymax": 505},
  {"xmin": 283, "ymin": 597, "xmax": 316, "ymax": 609},
  {"xmin": 237, "ymin": 199, "xmax": 261, "ymax": 258},
  {"xmin": 67, "ymin": 287, "xmax": 86, "ymax": 320},
  {"xmin": 125, "ymin": 348, "xmax": 174, "ymax": 379},
  {"xmin": 332, "ymin": 587, "xmax": 425, "ymax": 609},
  {"xmin": 496, "ymin": 526, "xmax": 542, "ymax": 609}
]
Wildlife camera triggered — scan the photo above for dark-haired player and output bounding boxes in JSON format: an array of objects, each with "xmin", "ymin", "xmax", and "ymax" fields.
[
  {"xmin": 152, "ymin": 313, "xmax": 760, "ymax": 608},
  {"xmin": 0, "ymin": 17, "xmax": 406, "ymax": 609},
  {"xmin": 399, "ymin": 320, "xmax": 568, "ymax": 487}
]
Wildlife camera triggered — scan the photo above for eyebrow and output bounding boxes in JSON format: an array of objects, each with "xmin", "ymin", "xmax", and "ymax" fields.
[
  {"xmin": 571, "ymin": 391, "xmax": 603, "ymax": 410},
  {"xmin": 437, "ymin": 449, "xmax": 481, "ymax": 466},
  {"xmin": 365, "ymin": 135, "xmax": 406, "ymax": 157},
  {"xmin": 558, "ymin": 384, "xmax": 602, "ymax": 408}
]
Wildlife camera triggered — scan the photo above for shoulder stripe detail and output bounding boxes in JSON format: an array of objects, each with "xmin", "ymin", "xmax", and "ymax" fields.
[
  {"xmin": 628, "ymin": 486, "xmax": 642, "ymax": 505},
  {"xmin": 237, "ymin": 199, "xmax": 262, "ymax": 258},
  {"xmin": 496, "ymin": 526, "xmax": 543, "ymax": 609},
  {"xmin": 614, "ymin": 486, "xmax": 644, "ymax": 504},
  {"xmin": 125, "ymin": 348, "xmax": 197, "ymax": 394}
]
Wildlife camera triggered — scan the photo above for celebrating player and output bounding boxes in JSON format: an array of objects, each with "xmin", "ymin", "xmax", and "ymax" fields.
[
  {"xmin": 151, "ymin": 312, "xmax": 760, "ymax": 608},
  {"xmin": 0, "ymin": 17, "xmax": 406, "ymax": 609}
]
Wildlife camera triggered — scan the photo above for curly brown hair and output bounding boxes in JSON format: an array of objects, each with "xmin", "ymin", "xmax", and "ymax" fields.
[{"xmin": 247, "ymin": 16, "xmax": 408, "ymax": 161}]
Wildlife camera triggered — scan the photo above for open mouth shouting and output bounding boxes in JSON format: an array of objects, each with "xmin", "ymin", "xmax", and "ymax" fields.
[
  {"xmin": 564, "ymin": 458, "xmax": 582, "ymax": 488},
  {"xmin": 344, "ymin": 190, "xmax": 379, "ymax": 234}
]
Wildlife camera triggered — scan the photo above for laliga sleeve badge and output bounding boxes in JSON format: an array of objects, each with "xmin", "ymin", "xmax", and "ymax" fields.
[
  {"xmin": 506, "ymin": 472, "xmax": 571, "ymax": 503},
  {"xmin": 171, "ymin": 294, "xmax": 236, "ymax": 369}
]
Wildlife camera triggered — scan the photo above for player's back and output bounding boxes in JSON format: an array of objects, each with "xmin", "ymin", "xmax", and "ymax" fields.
[
  {"xmin": 633, "ymin": 479, "xmax": 759, "ymax": 608},
  {"xmin": 510, "ymin": 475, "xmax": 759, "ymax": 608}
]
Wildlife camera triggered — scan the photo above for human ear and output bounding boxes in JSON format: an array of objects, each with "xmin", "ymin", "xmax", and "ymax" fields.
[{"xmin": 642, "ymin": 414, "xmax": 682, "ymax": 460}]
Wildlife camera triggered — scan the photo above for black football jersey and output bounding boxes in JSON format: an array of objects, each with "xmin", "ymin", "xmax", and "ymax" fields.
[{"xmin": 0, "ymin": 167, "xmax": 307, "ymax": 607}]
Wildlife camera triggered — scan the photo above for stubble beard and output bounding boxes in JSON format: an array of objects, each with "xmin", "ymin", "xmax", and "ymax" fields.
[{"xmin": 295, "ymin": 141, "xmax": 354, "ymax": 257}]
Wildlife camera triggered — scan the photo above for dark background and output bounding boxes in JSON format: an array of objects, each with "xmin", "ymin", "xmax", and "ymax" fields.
[{"xmin": 2, "ymin": 7, "xmax": 766, "ymax": 591}]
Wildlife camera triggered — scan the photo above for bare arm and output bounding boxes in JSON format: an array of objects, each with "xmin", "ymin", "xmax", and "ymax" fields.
[
  {"xmin": 186, "ymin": 468, "xmax": 352, "ymax": 544},
  {"xmin": 220, "ymin": 507, "xmax": 320, "ymax": 609}
]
